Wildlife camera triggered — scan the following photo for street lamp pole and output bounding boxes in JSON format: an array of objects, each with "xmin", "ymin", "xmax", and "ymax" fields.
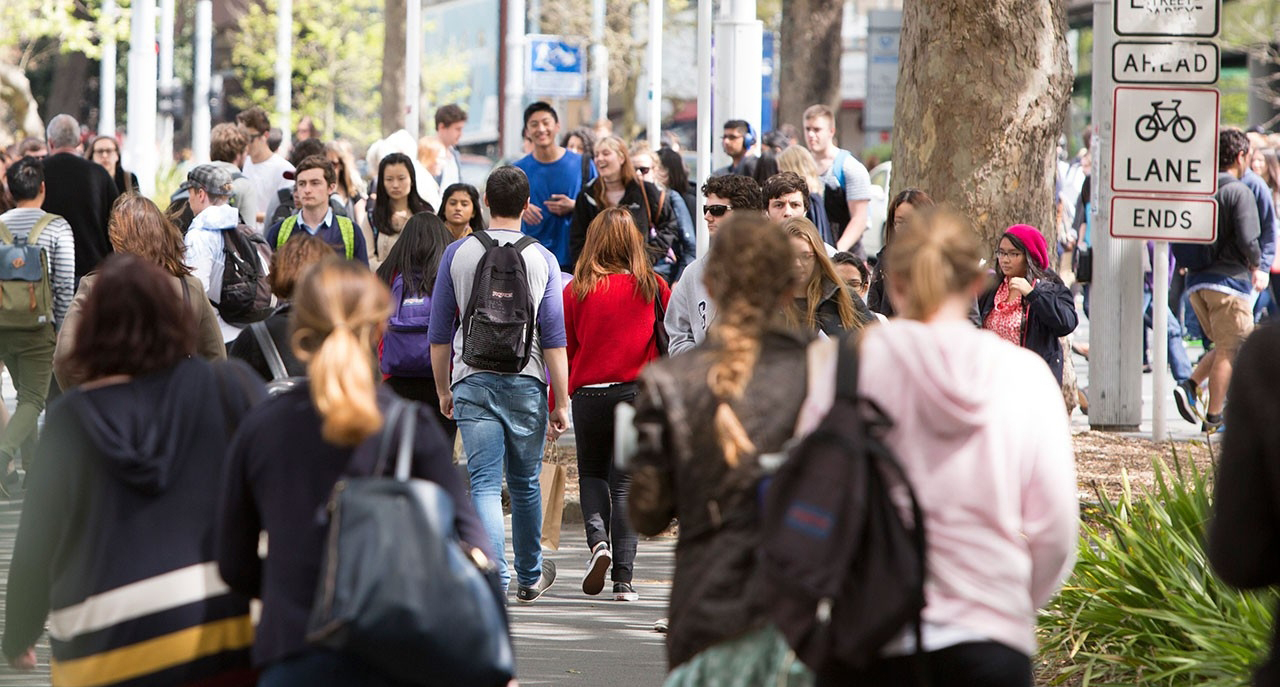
[
  {"xmin": 646, "ymin": 0, "xmax": 662, "ymax": 149},
  {"xmin": 99, "ymin": 0, "xmax": 117, "ymax": 137},
  {"xmin": 275, "ymin": 0, "xmax": 292, "ymax": 149},
  {"xmin": 125, "ymin": 0, "xmax": 157, "ymax": 197},
  {"xmin": 192, "ymin": 0, "xmax": 212, "ymax": 163},
  {"xmin": 406, "ymin": 0, "xmax": 421, "ymax": 137}
]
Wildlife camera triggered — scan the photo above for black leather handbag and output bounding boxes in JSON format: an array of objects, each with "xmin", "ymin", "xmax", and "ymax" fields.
[{"xmin": 306, "ymin": 400, "xmax": 514, "ymax": 687}]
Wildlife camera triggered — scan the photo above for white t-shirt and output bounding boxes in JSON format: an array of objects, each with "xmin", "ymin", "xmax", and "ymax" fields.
[{"xmin": 242, "ymin": 154, "xmax": 295, "ymax": 228}]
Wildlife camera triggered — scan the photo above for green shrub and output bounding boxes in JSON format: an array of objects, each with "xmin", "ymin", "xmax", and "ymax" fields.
[{"xmin": 1038, "ymin": 452, "xmax": 1278, "ymax": 686}]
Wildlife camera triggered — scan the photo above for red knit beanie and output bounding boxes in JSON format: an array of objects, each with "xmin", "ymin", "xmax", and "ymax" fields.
[{"xmin": 1003, "ymin": 224, "xmax": 1048, "ymax": 270}]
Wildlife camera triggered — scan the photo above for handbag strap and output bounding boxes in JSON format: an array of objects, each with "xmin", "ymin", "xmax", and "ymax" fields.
[
  {"xmin": 393, "ymin": 400, "xmax": 418, "ymax": 482},
  {"xmin": 250, "ymin": 321, "xmax": 289, "ymax": 381},
  {"xmin": 638, "ymin": 181, "xmax": 653, "ymax": 228},
  {"xmin": 371, "ymin": 399, "xmax": 410, "ymax": 478}
]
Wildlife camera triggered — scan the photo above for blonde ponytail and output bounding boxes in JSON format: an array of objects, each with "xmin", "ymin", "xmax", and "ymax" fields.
[
  {"xmin": 291, "ymin": 259, "xmax": 393, "ymax": 446},
  {"xmin": 884, "ymin": 208, "xmax": 986, "ymax": 321}
]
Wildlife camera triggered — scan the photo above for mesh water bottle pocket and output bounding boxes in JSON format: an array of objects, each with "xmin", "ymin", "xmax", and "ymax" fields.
[{"xmin": 462, "ymin": 317, "xmax": 529, "ymax": 372}]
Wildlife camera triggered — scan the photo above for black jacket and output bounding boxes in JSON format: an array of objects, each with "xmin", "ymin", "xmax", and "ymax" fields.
[
  {"xmin": 1210, "ymin": 321, "xmax": 1280, "ymax": 687},
  {"xmin": 3, "ymin": 359, "xmax": 261, "ymax": 685},
  {"xmin": 867, "ymin": 247, "xmax": 895, "ymax": 317},
  {"xmin": 228, "ymin": 304, "xmax": 306, "ymax": 382},
  {"xmin": 569, "ymin": 179, "xmax": 679, "ymax": 270},
  {"xmin": 41, "ymin": 152, "xmax": 119, "ymax": 281},
  {"xmin": 800, "ymin": 277, "xmax": 872, "ymax": 336},
  {"xmin": 978, "ymin": 276, "xmax": 1078, "ymax": 383},
  {"xmin": 1194, "ymin": 172, "xmax": 1263, "ymax": 281}
]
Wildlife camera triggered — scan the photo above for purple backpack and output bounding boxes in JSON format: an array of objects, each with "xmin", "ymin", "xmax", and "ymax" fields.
[{"xmin": 381, "ymin": 273, "xmax": 433, "ymax": 377}]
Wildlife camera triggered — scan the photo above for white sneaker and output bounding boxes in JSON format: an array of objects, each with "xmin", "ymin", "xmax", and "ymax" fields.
[{"xmin": 582, "ymin": 542, "xmax": 611, "ymax": 595}]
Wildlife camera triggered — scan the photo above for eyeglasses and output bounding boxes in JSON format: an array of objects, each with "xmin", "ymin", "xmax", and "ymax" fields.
[
  {"xmin": 634, "ymin": 166, "xmax": 651, "ymax": 175},
  {"xmin": 722, "ymin": 133, "xmax": 743, "ymax": 140},
  {"xmin": 846, "ymin": 279, "xmax": 864, "ymax": 289},
  {"xmin": 996, "ymin": 250, "xmax": 1023, "ymax": 260},
  {"xmin": 704, "ymin": 204, "xmax": 731, "ymax": 217},
  {"xmin": 92, "ymin": 147, "xmax": 118, "ymax": 157},
  {"xmin": 795, "ymin": 252, "xmax": 816, "ymax": 264}
]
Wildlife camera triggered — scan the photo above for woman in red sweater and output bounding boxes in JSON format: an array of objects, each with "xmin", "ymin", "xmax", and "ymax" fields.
[{"xmin": 564, "ymin": 206, "xmax": 671, "ymax": 602}]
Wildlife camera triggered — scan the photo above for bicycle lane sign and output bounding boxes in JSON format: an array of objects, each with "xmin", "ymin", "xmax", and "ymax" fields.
[{"xmin": 1112, "ymin": 85, "xmax": 1219, "ymax": 195}]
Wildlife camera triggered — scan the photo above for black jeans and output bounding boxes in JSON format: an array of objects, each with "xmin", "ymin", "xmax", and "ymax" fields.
[
  {"xmin": 386, "ymin": 376, "xmax": 458, "ymax": 447},
  {"xmin": 817, "ymin": 641, "xmax": 1032, "ymax": 687},
  {"xmin": 571, "ymin": 383, "xmax": 638, "ymax": 584}
]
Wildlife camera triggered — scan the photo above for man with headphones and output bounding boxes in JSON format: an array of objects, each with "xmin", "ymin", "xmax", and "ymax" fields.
[{"xmin": 714, "ymin": 119, "xmax": 759, "ymax": 178}]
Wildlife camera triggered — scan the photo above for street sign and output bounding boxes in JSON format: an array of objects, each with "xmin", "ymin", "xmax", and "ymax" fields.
[
  {"xmin": 1115, "ymin": 0, "xmax": 1220, "ymax": 38},
  {"xmin": 1113, "ymin": 41, "xmax": 1219, "ymax": 84},
  {"xmin": 864, "ymin": 10, "xmax": 901, "ymax": 131},
  {"xmin": 1110, "ymin": 194, "xmax": 1217, "ymax": 242},
  {"xmin": 1111, "ymin": 86, "xmax": 1219, "ymax": 195},
  {"xmin": 526, "ymin": 35, "xmax": 587, "ymax": 98}
]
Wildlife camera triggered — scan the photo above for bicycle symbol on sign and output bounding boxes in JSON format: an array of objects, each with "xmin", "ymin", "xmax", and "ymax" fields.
[{"xmin": 1135, "ymin": 100, "xmax": 1197, "ymax": 143}]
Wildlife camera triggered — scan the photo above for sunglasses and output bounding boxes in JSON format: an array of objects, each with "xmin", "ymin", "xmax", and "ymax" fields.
[
  {"xmin": 634, "ymin": 166, "xmax": 651, "ymax": 175},
  {"xmin": 704, "ymin": 204, "xmax": 731, "ymax": 217}
]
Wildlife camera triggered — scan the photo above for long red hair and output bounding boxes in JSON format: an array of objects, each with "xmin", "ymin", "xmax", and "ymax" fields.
[{"xmin": 572, "ymin": 206, "xmax": 659, "ymax": 303}]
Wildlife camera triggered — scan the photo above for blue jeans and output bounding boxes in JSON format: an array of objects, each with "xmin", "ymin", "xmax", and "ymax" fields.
[
  {"xmin": 453, "ymin": 372, "xmax": 547, "ymax": 591},
  {"xmin": 1144, "ymin": 290, "xmax": 1192, "ymax": 382}
]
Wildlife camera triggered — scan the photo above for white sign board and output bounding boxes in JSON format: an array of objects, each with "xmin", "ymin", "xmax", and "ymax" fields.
[
  {"xmin": 864, "ymin": 10, "xmax": 901, "ymax": 131},
  {"xmin": 1111, "ymin": 86, "xmax": 1218, "ymax": 196},
  {"xmin": 1115, "ymin": 0, "xmax": 1220, "ymax": 38},
  {"xmin": 1113, "ymin": 41, "xmax": 1219, "ymax": 84},
  {"xmin": 1110, "ymin": 194, "xmax": 1217, "ymax": 242},
  {"xmin": 526, "ymin": 35, "xmax": 587, "ymax": 98}
]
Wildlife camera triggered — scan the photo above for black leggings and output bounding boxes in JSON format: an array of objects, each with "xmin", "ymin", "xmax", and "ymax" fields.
[
  {"xmin": 571, "ymin": 383, "xmax": 638, "ymax": 584},
  {"xmin": 385, "ymin": 376, "xmax": 458, "ymax": 447},
  {"xmin": 817, "ymin": 641, "xmax": 1031, "ymax": 687}
]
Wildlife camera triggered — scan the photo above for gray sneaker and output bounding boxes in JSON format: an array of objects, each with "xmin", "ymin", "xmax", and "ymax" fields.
[{"xmin": 516, "ymin": 560, "xmax": 557, "ymax": 603}]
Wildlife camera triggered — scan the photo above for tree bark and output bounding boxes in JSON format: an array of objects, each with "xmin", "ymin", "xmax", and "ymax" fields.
[
  {"xmin": 892, "ymin": 0, "xmax": 1072, "ymax": 249},
  {"xmin": 778, "ymin": 0, "xmax": 843, "ymax": 130},
  {"xmin": 44, "ymin": 51, "xmax": 92, "ymax": 122},
  {"xmin": 381, "ymin": 0, "xmax": 407, "ymax": 137}
]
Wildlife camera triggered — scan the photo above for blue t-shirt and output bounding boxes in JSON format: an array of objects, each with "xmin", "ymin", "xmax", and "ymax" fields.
[{"xmin": 514, "ymin": 150, "xmax": 585, "ymax": 268}]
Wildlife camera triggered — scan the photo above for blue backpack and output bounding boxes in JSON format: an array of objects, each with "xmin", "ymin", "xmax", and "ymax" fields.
[{"xmin": 381, "ymin": 273, "xmax": 433, "ymax": 377}]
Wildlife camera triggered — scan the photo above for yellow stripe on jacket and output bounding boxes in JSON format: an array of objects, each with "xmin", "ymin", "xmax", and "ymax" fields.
[{"xmin": 49, "ymin": 615, "xmax": 253, "ymax": 687}]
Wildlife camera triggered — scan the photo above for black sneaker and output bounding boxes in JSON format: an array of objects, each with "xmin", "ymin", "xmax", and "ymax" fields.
[
  {"xmin": 1173, "ymin": 379, "xmax": 1200, "ymax": 424},
  {"xmin": 613, "ymin": 582, "xmax": 638, "ymax": 602},
  {"xmin": 516, "ymin": 560, "xmax": 557, "ymax": 603},
  {"xmin": 582, "ymin": 543, "xmax": 611, "ymax": 596}
]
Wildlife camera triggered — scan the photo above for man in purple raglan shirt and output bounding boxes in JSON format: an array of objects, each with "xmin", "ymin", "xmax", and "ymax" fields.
[{"xmin": 428, "ymin": 165, "xmax": 569, "ymax": 601}]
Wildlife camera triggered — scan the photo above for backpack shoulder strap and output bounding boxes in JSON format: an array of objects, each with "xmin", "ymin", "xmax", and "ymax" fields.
[
  {"xmin": 832, "ymin": 149, "xmax": 850, "ymax": 188},
  {"xmin": 250, "ymin": 321, "xmax": 289, "ymax": 381},
  {"xmin": 0, "ymin": 218, "xmax": 13, "ymax": 245},
  {"xmin": 833, "ymin": 332, "xmax": 860, "ymax": 403},
  {"xmin": 336, "ymin": 216, "xmax": 355, "ymax": 260},
  {"xmin": 473, "ymin": 230, "xmax": 497, "ymax": 250},
  {"xmin": 277, "ymin": 215, "xmax": 298, "ymax": 250},
  {"xmin": 638, "ymin": 181, "xmax": 653, "ymax": 228},
  {"xmin": 512, "ymin": 235, "xmax": 539, "ymax": 253},
  {"xmin": 27, "ymin": 213, "xmax": 58, "ymax": 246}
]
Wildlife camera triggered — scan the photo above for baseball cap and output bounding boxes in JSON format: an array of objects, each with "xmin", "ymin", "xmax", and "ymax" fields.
[{"xmin": 179, "ymin": 164, "xmax": 234, "ymax": 196}]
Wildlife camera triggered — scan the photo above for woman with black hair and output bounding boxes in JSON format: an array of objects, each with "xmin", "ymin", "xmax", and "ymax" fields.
[
  {"xmin": 978, "ymin": 224, "xmax": 1078, "ymax": 383},
  {"xmin": 375, "ymin": 212, "xmax": 458, "ymax": 443},
  {"xmin": 368, "ymin": 152, "xmax": 434, "ymax": 269},
  {"xmin": 438, "ymin": 183, "xmax": 485, "ymax": 240},
  {"xmin": 866, "ymin": 188, "xmax": 934, "ymax": 317},
  {"xmin": 562, "ymin": 128, "xmax": 597, "ymax": 188}
]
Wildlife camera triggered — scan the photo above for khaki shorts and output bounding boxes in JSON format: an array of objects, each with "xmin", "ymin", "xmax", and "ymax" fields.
[{"xmin": 1189, "ymin": 288, "xmax": 1254, "ymax": 358}]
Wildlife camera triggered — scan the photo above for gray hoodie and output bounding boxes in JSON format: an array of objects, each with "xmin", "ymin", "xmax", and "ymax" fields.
[{"xmin": 664, "ymin": 256, "xmax": 714, "ymax": 355}]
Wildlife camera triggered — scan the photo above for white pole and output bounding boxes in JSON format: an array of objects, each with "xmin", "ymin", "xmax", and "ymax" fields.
[
  {"xmin": 158, "ymin": 0, "xmax": 175, "ymax": 164},
  {"xmin": 125, "ymin": 0, "xmax": 157, "ymax": 198},
  {"xmin": 1153, "ymin": 241, "xmax": 1170, "ymax": 440},
  {"xmin": 591, "ymin": 0, "xmax": 608, "ymax": 124},
  {"xmin": 275, "ymin": 0, "xmax": 292, "ymax": 149},
  {"xmin": 192, "ymin": 0, "xmax": 212, "ymax": 163},
  {"xmin": 406, "ymin": 0, "xmax": 421, "ymax": 138},
  {"xmin": 503, "ymin": 0, "xmax": 527, "ymax": 160},
  {"xmin": 646, "ymin": 0, "xmax": 662, "ymax": 149},
  {"xmin": 713, "ymin": 0, "xmax": 762, "ymax": 171},
  {"xmin": 99, "ymin": 0, "xmax": 117, "ymax": 136},
  {"xmin": 695, "ymin": 0, "xmax": 712, "ymax": 255}
]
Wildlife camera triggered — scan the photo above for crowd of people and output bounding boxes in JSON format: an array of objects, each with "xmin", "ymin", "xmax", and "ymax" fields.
[{"xmin": 4, "ymin": 96, "xmax": 1276, "ymax": 687}]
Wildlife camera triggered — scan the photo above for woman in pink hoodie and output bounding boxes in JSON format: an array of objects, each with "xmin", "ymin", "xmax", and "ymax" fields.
[{"xmin": 824, "ymin": 209, "xmax": 1078, "ymax": 686}]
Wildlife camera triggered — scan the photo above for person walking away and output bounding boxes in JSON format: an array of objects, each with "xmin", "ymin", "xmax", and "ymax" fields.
[
  {"xmin": 978, "ymin": 224, "xmax": 1078, "ymax": 384},
  {"xmin": 375, "ymin": 212, "xmax": 458, "ymax": 444},
  {"xmin": 439, "ymin": 183, "xmax": 485, "ymax": 241},
  {"xmin": 664, "ymin": 174, "xmax": 763, "ymax": 355},
  {"xmin": 782, "ymin": 217, "xmax": 871, "ymax": 335},
  {"xmin": 1172, "ymin": 128, "xmax": 1264, "ymax": 432},
  {"xmin": 514, "ymin": 102, "xmax": 589, "ymax": 272},
  {"xmin": 228, "ymin": 234, "xmax": 335, "ymax": 382},
  {"xmin": 567, "ymin": 136, "xmax": 678, "ymax": 274},
  {"xmin": 267, "ymin": 155, "xmax": 367, "ymax": 265},
  {"xmin": 434, "ymin": 104, "xmax": 468, "ymax": 190},
  {"xmin": 56, "ymin": 195, "xmax": 225, "ymax": 389},
  {"xmin": 40, "ymin": 114, "xmax": 117, "ymax": 283},
  {"xmin": 802, "ymin": 104, "xmax": 872, "ymax": 254},
  {"xmin": 86, "ymin": 135, "xmax": 138, "ymax": 195},
  {"xmin": 217, "ymin": 259, "xmax": 495, "ymax": 685},
  {"xmin": 3, "ymin": 254, "xmax": 261, "ymax": 685},
  {"xmin": 237, "ymin": 106, "xmax": 295, "ymax": 228},
  {"xmin": 210, "ymin": 123, "xmax": 261, "ymax": 227},
  {"xmin": 565, "ymin": 207, "xmax": 670, "ymax": 602},
  {"xmin": 814, "ymin": 208, "xmax": 1077, "ymax": 686},
  {"xmin": 0, "ymin": 157, "xmax": 75, "ymax": 495},
  {"xmin": 1241, "ymin": 134, "xmax": 1277, "ymax": 320},
  {"xmin": 866, "ymin": 189, "xmax": 934, "ymax": 317},
  {"xmin": 428, "ymin": 165, "xmax": 568, "ymax": 600},
  {"xmin": 630, "ymin": 213, "xmax": 814, "ymax": 682},
  {"xmin": 365, "ymin": 152, "xmax": 432, "ymax": 269}
]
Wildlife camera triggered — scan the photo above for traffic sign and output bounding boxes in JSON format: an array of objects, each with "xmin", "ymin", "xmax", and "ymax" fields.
[
  {"xmin": 1110, "ymin": 194, "xmax": 1217, "ymax": 242},
  {"xmin": 526, "ymin": 35, "xmax": 587, "ymax": 98},
  {"xmin": 1115, "ymin": 0, "xmax": 1220, "ymax": 38},
  {"xmin": 1111, "ymin": 86, "xmax": 1219, "ymax": 196},
  {"xmin": 1113, "ymin": 41, "xmax": 1218, "ymax": 84}
]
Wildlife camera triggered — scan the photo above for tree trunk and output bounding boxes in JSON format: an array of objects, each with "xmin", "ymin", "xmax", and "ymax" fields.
[
  {"xmin": 44, "ymin": 51, "xmax": 92, "ymax": 123},
  {"xmin": 381, "ymin": 0, "xmax": 407, "ymax": 137},
  {"xmin": 892, "ymin": 0, "xmax": 1072, "ymax": 249},
  {"xmin": 778, "ymin": 0, "xmax": 843, "ymax": 131}
]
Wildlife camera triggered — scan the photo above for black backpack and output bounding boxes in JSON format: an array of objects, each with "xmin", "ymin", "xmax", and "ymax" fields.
[
  {"xmin": 460, "ymin": 231, "xmax": 539, "ymax": 373},
  {"xmin": 218, "ymin": 225, "xmax": 274, "ymax": 325},
  {"xmin": 759, "ymin": 335, "xmax": 927, "ymax": 676}
]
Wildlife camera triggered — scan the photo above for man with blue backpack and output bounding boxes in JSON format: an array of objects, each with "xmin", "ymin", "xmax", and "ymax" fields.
[
  {"xmin": 428, "ymin": 165, "xmax": 569, "ymax": 602},
  {"xmin": 803, "ymin": 104, "xmax": 873, "ymax": 255}
]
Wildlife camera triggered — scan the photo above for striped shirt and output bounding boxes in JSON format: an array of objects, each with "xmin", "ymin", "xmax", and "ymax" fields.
[{"xmin": 0, "ymin": 207, "xmax": 77, "ymax": 328}]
